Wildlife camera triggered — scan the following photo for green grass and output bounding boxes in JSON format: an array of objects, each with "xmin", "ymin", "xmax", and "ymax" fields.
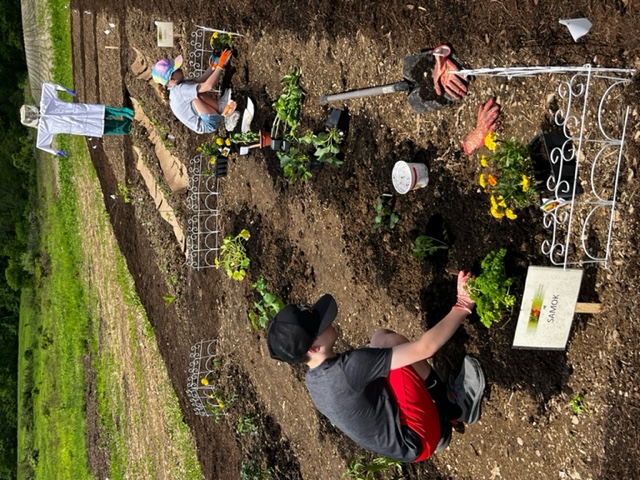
[{"xmin": 17, "ymin": 0, "xmax": 203, "ymax": 478}]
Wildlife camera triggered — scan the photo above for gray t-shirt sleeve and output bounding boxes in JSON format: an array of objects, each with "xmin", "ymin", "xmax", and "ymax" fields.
[{"xmin": 340, "ymin": 348, "xmax": 392, "ymax": 390}]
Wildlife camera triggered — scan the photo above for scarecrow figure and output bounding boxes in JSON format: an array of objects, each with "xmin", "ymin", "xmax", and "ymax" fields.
[{"xmin": 20, "ymin": 83, "xmax": 133, "ymax": 157}]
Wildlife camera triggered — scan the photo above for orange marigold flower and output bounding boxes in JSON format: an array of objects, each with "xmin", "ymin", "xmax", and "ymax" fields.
[{"xmin": 487, "ymin": 174, "xmax": 497, "ymax": 187}]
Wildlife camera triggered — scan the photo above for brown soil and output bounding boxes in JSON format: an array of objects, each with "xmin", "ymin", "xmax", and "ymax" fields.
[{"xmin": 70, "ymin": 0, "xmax": 640, "ymax": 479}]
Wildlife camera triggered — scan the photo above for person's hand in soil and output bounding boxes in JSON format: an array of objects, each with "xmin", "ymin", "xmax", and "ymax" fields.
[
  {"xmin": 453, "ymin": 270, "xmax": 475, "ymax": 314},
  {"xmin": 461, "ymin": 98, "xmax": 500, "ymax": 155},
  {"xmin": 432, "ymin": 45, "xmax": 467, "ymax": 100}
]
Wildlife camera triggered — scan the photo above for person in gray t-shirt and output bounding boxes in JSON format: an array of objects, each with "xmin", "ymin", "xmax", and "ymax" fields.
[
  {"xmin": 266, "ymin": 272, "xmax": 486, "ymax": 463},
  {"xmin": 151, "ymin": 51, "xmax": 233, "ymax": 134}
]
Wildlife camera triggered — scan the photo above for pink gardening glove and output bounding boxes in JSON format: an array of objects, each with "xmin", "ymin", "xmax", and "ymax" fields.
[
  {"xmin": 453, "ymin": 270, "xmax": 475, "ymax": 314},
  {"xmin": 461, "ymin": 98, "xmax": 500, "ymax": 155},
  {"xmin": 432, "ymin": 45, "xmax": 467, "ymax": 100}
]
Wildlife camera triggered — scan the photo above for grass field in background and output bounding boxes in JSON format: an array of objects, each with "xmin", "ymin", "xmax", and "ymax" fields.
[{"xmin": 17, "ymin": 0, "xmax": 203, "ymax": 478}]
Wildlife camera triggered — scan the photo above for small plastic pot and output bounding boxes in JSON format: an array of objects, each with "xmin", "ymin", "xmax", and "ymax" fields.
[{"xmin": 270, "ymin": 139, "xmax": 283, "ymax": 150}]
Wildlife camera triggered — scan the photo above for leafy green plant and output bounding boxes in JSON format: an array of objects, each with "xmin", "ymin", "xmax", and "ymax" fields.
[
  {"xmin": 342, "ymin": 456, "xmax": 404, "ymax": 480},
  {"xmin": 272, "ymin": 68, "xmax": 304, "ymax": 139},
  {"xmin": 411, "ymin": 235, "xmax": 448, "ymax": 261},
  {"xmin": 209, "ymin": 31, "xmax": 234, "ymax": 51},
  {"xmin": 373, "ymin": 196, "xmax": 399, "ymax": 229},
  {"xmin": 249, "ymin": 276, "xmax": 285, "ymax": 330},
  {"xmin": 235, "ymin": 413, "xmax": 260, "ymax": 436},
  {"xmin": 467, "ymin": 248, "xmax": 516, "ymax": 327},
  {"xmin": 162, "ymin": 295, "xmax": 176, "ymax": 306},
  {"xmin": 240, "ymin": 460, "xmax": 272, "ymax": 480},
  {"xmin": 479, "ymin": 133, "xmax": 539, "ymax": 220},
  {"xmin": 299, "ymin": 127, "xmax": 344, "ymax": 167},
  {"xmin": 117, "ymin": 183, "xmax": 131, "ymax": 204},
  {"xmin": 277, "ymin": 147, "xmax": 312, "ymax": 183},
  {"xmin": 215, "ymin": 229, "xmax": 251, "ymax": 280},
  {"xmin": 569, "ymin": 392, "xmax": 589, "ymax": 416},
  {"xmin": 230, "ymin": 131, "xmax": 260, "ymax": 144},
  {"xmin": 204, "ymin": 385, "xmax": 237, "ymax": 423}
]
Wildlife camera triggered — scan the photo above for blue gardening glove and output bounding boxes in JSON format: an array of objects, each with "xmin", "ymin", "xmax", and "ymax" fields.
[{"xmin": 56, "ymin": 150, "xmax": 68, "ymax": 157}]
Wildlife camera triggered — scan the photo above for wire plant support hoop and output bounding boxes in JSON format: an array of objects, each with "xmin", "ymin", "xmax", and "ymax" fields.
[
  {"xmin": 186, "ymin": 153, "xmax": 223, "ymax": 269},
  {"xmin": 457, "ymin": 65, "xmax": 635, "ymax": 269},
  {"xmin": 186, "ymin": 339, "xmax": 221, "ymax": 417}
]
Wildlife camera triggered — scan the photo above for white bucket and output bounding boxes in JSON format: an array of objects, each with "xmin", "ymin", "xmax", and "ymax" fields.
[{"xmin": 392, "ymin": 161, "xmax": 429, "ymax": 194}]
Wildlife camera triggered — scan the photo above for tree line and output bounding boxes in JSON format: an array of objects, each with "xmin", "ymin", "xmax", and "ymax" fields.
[{"xmin": 0, "ymin": 0, "xmax": 39, "ymax": 478}]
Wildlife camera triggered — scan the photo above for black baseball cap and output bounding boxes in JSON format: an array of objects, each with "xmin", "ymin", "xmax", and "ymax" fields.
[{"xmin": 266, "ymin": 294, "xmax": 338, "ymax": 364}]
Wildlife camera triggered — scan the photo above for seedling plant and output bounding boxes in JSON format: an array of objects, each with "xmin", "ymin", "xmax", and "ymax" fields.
[
  {"xmin": 215, "ymin": 229, "xmax": 251, "ymax": 281},
  {"xmin": 569, "ymin": 392, "xmax": 589, "ymax": 416},
  {"xmin": 277, "ymin": 147, "xmax": 312, "ymax": 183},
  {"xmin": 272, "ymin": 67, "xmax": 304, "ymax": 140},
  {"xmin": 240, "ymin": 460, "xmax": 273, "ymax": 480},
  {"xmin": 235, "ymin": 413, "xmax": 260, "ymax": 436},
  {"xmin": 249, "ymin": 275, "xmax": 285, "ymax": 329},
  {"xmin": 299, "ymin": 127, "xmax": 345, "ymax": 167},
  {"xmin": 411, "ymin": 234, "xmax": 448, "ymax": 261},
  {"xmin": 342, "ymin": 456, "xmax": 404, "ymax": 480},
  {"xmin": 466, "ymin": 248, "xmax": 516, "ymax": 327},
  {"xmin": 373, "ymin": 196, "xmax": 400, "ymax": 229}
]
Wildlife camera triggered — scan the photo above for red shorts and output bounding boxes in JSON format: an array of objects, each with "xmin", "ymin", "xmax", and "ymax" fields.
[{"xmin": 386, "ymin": 366, "xmax": 441, "ymax": 462}]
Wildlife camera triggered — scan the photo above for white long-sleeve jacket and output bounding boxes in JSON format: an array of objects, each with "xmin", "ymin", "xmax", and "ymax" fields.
[{"xmin": 37, "ymin": 83, "xmax": 105, "ymax": 156}]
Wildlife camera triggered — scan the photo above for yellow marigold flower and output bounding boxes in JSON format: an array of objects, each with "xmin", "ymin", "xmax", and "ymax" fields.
[
  {"xmin": 209, "ymin": 158, "xmax": 217, "ymax": 165},
  {"xmin": 505, "ymin": 208, "xmax": 518, "ymax": 220},
  {"xmin": 232, "ymin": 270, "xmax": 246, "ymax": 281},
  {"xmin": 214, "ymin": 257, "xmax": 220, "ymax": 269},
  {"xmin": 216, "ymin": 137, "xmax": 223, "ymax": 146},
  {"xmin": 225, "ymin": 138, "xmax": 231, "ymax": 146},
  {"xmin": 238, "ymin": 229, "xmax": 250, "ymax": 240},
  {"xmin": 498, "ymin": 197, "xmax": 507, "ymax": 207},
  {"xmin": 484, "ymin": 132, "xmax": 497, "ymax": 151},
  {"xmin": 490, "ymin": 195, "xmax": 498, "ymax": 209},
  {"xmin": 213, "ymin": 32, "xmax": 219, "ymax": 38},
  {"xmin": 196, "ymin": 145, "xmax": 203, "ymax": 152},
  {"xmin": 227, "ymin": 33, "xmax": 233, "ymax": 38},
  {"xmin": 479, "ymin": 174, "xmax": 487, "ymax": 188},
  {"xmin": 520, "ymin": 175, "xmax": 530, "ymax": 192},
  {"xmin": 201, "ymin": 378, "xmax": 209, "ymax": 386},
  {"xmin": 480, "ymin": 155, "xmax": 488, "ymax": 167},
  {"xmin": 217, "ymin": 399, "xmax": 225, "ymax": 408},
  {"xmin": 488, "ymin": 174, "xmax": 497, "ymax": 187},
  {"xmin": 491, "ymin": 206, "xmax": 505, "ymax": 219}
]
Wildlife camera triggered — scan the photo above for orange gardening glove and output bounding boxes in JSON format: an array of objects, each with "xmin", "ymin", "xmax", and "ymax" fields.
[
  {"xmin": 432, "ymin": 44, "xmax": 467, "ymax": 100},
  {"xmin": 209, "ymin": 49, "xmax": 232, "ymax": 68},
  {"xmin": 461, "ymin": 98, "xmax": 500, "ymax": 155},
  {"xmin": 453, "ymin": 270, "xmax": 475, "ymax": 314}
]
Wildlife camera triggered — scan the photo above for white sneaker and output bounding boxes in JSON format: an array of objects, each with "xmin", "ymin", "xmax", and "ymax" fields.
[
  {"xmin": 218, "ymin": 88, "xmax": 232, "ymax": 113},
  {"xmin": 224, "ymin": 111, "xmax": 240, "ymax": 131}
]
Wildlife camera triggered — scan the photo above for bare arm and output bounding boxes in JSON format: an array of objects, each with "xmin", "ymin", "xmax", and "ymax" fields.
[
  {"xmin": 197, "ymin": 66, "xmax": 225, "ymax": 93},
  {"xmin": 390, "ymin": 308, "xmax": 469, "ymax": 370}
]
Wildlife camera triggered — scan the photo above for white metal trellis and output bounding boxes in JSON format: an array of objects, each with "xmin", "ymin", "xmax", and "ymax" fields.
[
  {"xmin": 186, "ymin": 339, "xmax": 220, "ymax": 417},
  {"xmin": 188, "ymin": 26, "xmax": 243, "ymax": 93},
  {"xmin": 186, "ymin": 153, "xmax": 222, "ymax": 270},
  {"xmin": 457, "ymin": 65, "xmax": 635, "ymax": 269}
]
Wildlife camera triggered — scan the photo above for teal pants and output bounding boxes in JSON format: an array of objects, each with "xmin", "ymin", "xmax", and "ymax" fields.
[{"xmin": 104, "ymin": 106, "xmax": 134, "ymax": 135}]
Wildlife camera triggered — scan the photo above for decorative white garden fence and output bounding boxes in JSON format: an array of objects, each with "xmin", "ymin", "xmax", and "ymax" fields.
[
  {"xmin": 458, "ymin": 65, "xmax": 636, "ymax": 269},
  {"xmin": 187, "ymin": 25, "xmax": 243, "ymax": 93},
  {"xmin": 186, "ymin": 339, "xmax": 221, "ymax": 417},
  {"xmin": 186, "ymin": 153, "xmax": 222, "ymax": 270}
]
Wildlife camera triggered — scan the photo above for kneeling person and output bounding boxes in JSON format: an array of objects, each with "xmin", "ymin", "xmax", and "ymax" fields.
[{"xmin": 266, "ymin": 272, "xmax": 485, "ymax": 462}]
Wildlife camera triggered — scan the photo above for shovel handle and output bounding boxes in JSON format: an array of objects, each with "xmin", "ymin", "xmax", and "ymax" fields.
[{"xmin": 319, "ymin": 81, "xmax": 411, "ymax": 105}]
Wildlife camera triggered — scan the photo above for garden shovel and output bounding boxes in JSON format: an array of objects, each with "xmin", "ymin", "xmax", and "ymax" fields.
[{"xmin": 318, "ymin": 50, "xmax": 458, "ymax": 113}]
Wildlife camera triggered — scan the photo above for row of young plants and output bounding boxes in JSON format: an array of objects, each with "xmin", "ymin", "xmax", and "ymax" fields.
[{"xmin": 215, "ymin": 226, "xmax": 515, "ymax": 329}]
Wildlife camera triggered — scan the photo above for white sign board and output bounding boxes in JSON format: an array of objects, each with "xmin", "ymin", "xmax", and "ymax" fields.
[
  {"xmin": 155, "ymin": 21, "xmax": 174, "ymax": 47},
  {"xmin": 512, "ymin": 266, "xmax": 583, "ymax": 350}
]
